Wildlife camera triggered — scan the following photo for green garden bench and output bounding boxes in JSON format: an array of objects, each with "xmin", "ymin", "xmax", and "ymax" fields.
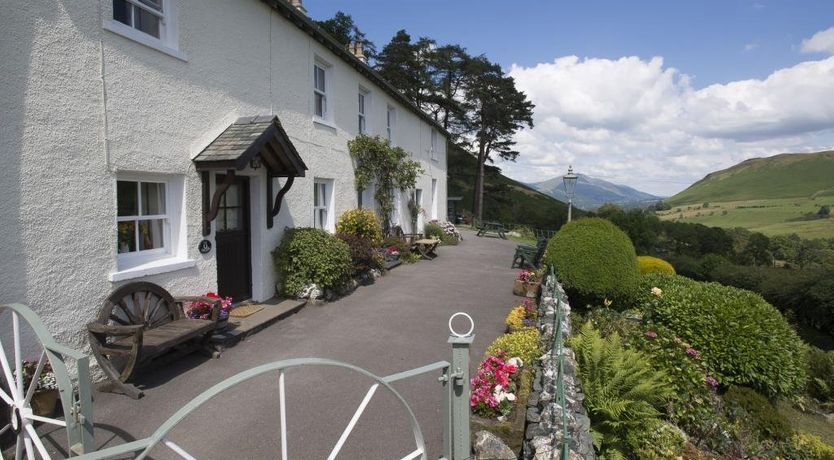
[{"xmin": 512, "ymin": 237, "xmax": 548, "ymax": 269}]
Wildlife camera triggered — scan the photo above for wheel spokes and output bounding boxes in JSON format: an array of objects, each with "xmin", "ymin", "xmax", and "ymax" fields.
[
  {"xmin": 278, "ymin": 371, "xmax": 287, "ymax": 460},
  {"xmin": 25, "ymin": 423, "xmax": 52, "ymax": 459},
  {"xmin": 23, "ymin": 430, "xmax": 34, "ymax": 460},
  {"xmin": 24, "ymin": 350, "xmax": 47, "ymax": 404},
  {"xmin": 0, "ymin": 387, "xmax": 13, "ymax": 405},
  {"xmin": 13, "ymin": 312, "xmax": 24, "ymax": 398},
  {"xmin": 0, "ymin": 321, "xmax": 21, "ymax": 402},
  {"xmin": 15, "ymin": 431, "xmax": 23, "ymax": 460},
  {"xmin": 327, "ymin": 383, "xmax": 379, "ymax": 460}
]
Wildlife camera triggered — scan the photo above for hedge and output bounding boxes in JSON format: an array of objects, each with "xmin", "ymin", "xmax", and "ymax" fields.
[
  {"xmin": 640, "ymin": 273, "xmax": 808, "ymax": 396},
  {"xmin": 544, "ymin": 218, "xmax": 640, "ymax": 307},
  {"xmin": 272, "ymin": 228, "xmax": 352, "ymax": 296}
]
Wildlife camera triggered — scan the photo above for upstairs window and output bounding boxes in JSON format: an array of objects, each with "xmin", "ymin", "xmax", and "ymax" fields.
[
  {"xmin": 314, "ymin": 64, "xmax": 328, "ymax": 120},
  {"xmin": 117, "ymin": 180, "xmax": 168, "ymax": 256},
  {"xmin": 113, "ymin": 0, "xmax": 163, "ymax": 39},
  {"xmin": 358, "ymin": 90, "xmax": 368, "ymax": 134}
]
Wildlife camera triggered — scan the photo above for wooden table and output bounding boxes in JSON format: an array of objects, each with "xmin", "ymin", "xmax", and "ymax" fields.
[
  {"xmin": 476, "ymin": 221, "xmax": 507, "ymax": 239},
  {"xmin": 413, "ymin": 238, "xmax": 441, "ymax": 260}
]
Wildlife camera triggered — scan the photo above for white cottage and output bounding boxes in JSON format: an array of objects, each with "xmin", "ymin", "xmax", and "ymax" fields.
[{"xmin": 0, "ymin": 0, "xmax": 448, "ymax": 348}]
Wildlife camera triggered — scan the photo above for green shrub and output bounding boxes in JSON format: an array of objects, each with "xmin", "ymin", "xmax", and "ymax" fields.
[
  {"xmin": 336, "ymin": 233, "xmax": 383, "ymax": 275},
  {"xmin": 544, "ymin": 218, "xmax": 640, "ymax": 307},
  {"xmin": 424, "ymin": 222, "xmax": 444, "ymax": 240},
  {"xmin": 401, "ymin": 252, "xmax": 422, "ymax": 264},
  {"xmin": 485, "ymin": 328, "xmax": 540, "ymax": 365},
  {"xmin": 808, "ymin": 346, "xmax": 834, "ymax": 402},
  {"xmin": 272, "ymin": 228, "xmax": 352, "ymax": 296},
  {"xmin": 568, "ymin": 322, "xmax": 673, "ymax": 459},
  {"xmin": 335, "ymin": 208, "xmax": 383, "ymax": 245},
  {"xmin": 722, "ymin": 386, "xmax": 792, "ymax": 440},
  {"xmin": 625, "ymin": 419, "xmax": 687, "ymax": 460},
  {"xmin": 789, "ymin": 433, "xmax": 834, "ymax": 460},
  {"xmin": 440, "ymin": 233, "xmax": 459, "ymax": 246},
  {"xmin": 637, "ymin": 255, "xmax": 675, "ymax": 275},
  {"xmin": 640, "ymin": 273, "xmax": 807, "ymax": 396}
]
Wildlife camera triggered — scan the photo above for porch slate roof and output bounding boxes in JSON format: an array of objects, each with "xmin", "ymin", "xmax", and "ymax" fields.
[{"xmin": 193, "ymin": 115, "xmax": 307, "ymax": 177}]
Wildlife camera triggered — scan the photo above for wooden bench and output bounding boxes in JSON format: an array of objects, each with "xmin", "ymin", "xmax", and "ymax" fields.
[
  {"xmin": 87, "ymin": 282, "xmax": 221, "ymax": 399},
  {"xmin": 476, "ymin": 221, "xmax": 507, "ymax": 239},
  {"xmin": 512, "ymin": 238, "xmax": 549, "ymax": 269},
  {"xmin": 414, "ymin": 238, "xmax": 441, "ymax": 260}
]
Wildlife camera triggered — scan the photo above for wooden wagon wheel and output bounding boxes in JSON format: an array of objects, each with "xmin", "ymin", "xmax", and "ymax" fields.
[
  {"xmin": 87, "ymin": 282, "xmax": 179, "ymax": 399},
  {"xmin": 0, "ymin": 303, "xmax": 94, "ymax": 459}
]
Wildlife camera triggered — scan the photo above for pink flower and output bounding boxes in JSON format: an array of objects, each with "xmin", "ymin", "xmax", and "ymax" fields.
[
  {"xmin": 686, "ymin": 348, "xmax": 700, "ymax": 360},
  {"xmin": 705, "ymin": 375, "xmax": 718, "ymax": 388},
  {"xmin": 644, "ymin": 331, "xmax": 658, "ymax": 339}
]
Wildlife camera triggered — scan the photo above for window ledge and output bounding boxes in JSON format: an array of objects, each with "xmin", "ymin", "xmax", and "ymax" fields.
[
  {"xmin": 110, "ymin": 257, "xmax": 196, "ymax": 282},
  {"xmin": 103, "ymin": 19, "xmax": 187, "ymax": 62},
  {"xmin": 312, "ymin": 117, "xmax": 338, "ymax": 131}
]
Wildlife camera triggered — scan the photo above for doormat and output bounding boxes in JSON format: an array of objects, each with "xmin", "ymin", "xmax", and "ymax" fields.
[{"xmin": 229, "ymin": 305, "xmax": 265, "ymax": 318}]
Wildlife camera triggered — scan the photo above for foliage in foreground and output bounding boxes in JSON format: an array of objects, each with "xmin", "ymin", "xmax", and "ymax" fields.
[
  {"xmin": 640, "ymin": 273, "xmax": 808, "ymax": 397},
  {"xmin": 568, "ymin": 322, "xmax": 673, "ymax": 459},
  {"xmin": 807, "ymin": 346, "xmax": 834, "ymax": 403},
  {"xmin": 544, "ymin": 218, "xmax": 640, "ymax": 307},
  {"xmin": 272, "ymin": 228, "xmax": 352, "ymax": 296},
  {"xmin": 722, "ymin": 386, "xmax": 792, "ymax": 440},
  {"xmin": 485, "ymin": 328, "xmax": 540, "ymax": 366},
  {"xmin": 636, "ymin": 255, "xmax": 675, "ymax": 275}
]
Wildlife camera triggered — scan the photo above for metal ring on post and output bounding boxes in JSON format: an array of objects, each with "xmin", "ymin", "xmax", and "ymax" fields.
[{"xmin": 448, "ymin": 312, "xmax": 474, "ymax": 337}]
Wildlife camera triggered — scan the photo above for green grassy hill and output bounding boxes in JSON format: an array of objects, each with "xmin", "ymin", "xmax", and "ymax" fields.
[
  {"xmin": 447, "ymin": 146, "xmax": 578, "ymax": 230},
  {"xmin": 660, "ymin": 151, "xmax": 834, "ymax": 238},
  {"xmin": 667, "ymin": 151, "xmax": 834, "ymax": 205}
]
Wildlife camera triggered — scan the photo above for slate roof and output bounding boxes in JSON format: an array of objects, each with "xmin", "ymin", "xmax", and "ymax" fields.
[{"xmin": 193, "ymin": 115, "xmax": 307, "ymax": 177}]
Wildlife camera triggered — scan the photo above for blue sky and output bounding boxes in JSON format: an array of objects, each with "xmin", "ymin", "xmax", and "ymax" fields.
[{"xmin": 306, "ymin": 1, "xmax": 834, "ymax": 195}]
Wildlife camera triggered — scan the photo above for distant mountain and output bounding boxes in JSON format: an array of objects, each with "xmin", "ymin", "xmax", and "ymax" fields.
[
  {"xmin": 529, "ymin": 174, "xmax": 662, "ymax": 211},
  {"xmin": 667, "ymin": 150, "xmax": 834, "ymax": 206}
]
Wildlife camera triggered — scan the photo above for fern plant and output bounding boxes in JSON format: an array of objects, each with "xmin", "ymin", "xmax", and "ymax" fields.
[{"xmin": 570, "ymin": 322, "xmax": 673, "ymax": 458}]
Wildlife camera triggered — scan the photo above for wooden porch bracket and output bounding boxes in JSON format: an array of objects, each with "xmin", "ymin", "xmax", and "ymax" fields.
[
  {"xmin": 202, "ymin": 169, "xmax": 236, "ymax": 236},
  {"xmin": 267, "ymin": 176, "xmax": 295, "ymax": 229}
]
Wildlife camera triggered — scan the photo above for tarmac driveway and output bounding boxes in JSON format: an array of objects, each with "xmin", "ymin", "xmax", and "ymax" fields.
[{"xmin": 45, "ymin": 230, "xmax": 521, "ymax": 459}]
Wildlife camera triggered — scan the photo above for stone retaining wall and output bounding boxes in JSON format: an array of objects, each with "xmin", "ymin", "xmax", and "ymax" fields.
[{"xmin": 523, "ymin": 275, "xmax": 595, "ymax": 460}]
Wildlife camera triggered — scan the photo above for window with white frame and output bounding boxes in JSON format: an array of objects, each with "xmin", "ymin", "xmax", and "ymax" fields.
[
  {"xmin": 430, "ymin": 129, "xmax": 438, "ymax": 160},
  {"xmin": 313, "ymin": 63, "xmax": 329, "ymax": 120},
  {"xmin": 113, "ymin": 0, "xmax": 163, "ymax": 38},
  {"xmin": 117, "ymin": 179, "xmax": 169, "ymax": 257},
  {"xmin": 386, "ymin": 106, "xmax": 396, "ymax": 143},
  {"xmin": 358, "ymin": 88, "xmax": 369, "ymax": 134},
  {"xmin": 313, "ymin": 179, "xmax": 334, "ymax": 231}
]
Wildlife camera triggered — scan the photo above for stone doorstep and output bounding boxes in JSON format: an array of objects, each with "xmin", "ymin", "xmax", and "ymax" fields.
[{"xmin": 211, "ymin": 297, "xmax": 306, "ymax": 347}]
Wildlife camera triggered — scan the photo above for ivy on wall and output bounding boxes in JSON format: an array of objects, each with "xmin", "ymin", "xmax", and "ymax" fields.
[{"xmin": 348, "ymin": 135, "xmax": 424, "ymax": 234}]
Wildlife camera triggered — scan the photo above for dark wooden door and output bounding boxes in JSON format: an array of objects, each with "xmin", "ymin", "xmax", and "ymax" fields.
[{"xmin": 216, "ymin": 175, "xmax": 252, "ymax": 302}]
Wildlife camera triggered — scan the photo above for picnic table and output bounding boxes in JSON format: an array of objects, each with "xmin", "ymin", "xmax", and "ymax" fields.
[
  {"xmin": 476, "ymin": 221, "xmax": 507, "ymax": 239},
  {"xmin": 413, "ymin": 238, "xmax": 440, "ymax": 260}
]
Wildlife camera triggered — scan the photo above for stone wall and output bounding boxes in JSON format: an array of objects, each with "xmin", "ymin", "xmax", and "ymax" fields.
[{"xmin": 523, "ymin": 274, "xmax": 595, "ymax": 460}]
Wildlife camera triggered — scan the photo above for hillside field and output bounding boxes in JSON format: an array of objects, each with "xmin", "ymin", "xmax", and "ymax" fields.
[{"xmin": 657, "ymin": 197, "xmax": 834, "ymax": 239}]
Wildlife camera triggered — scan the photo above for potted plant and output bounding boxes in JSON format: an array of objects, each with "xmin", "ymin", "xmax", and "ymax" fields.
[
  {"xmin": 20, "ymin": 360, "xmax": 60, "ymax": 416},
  {"xmin": 186, "ymin": 292, "xmax": 233, "ymax": 330},
  {"xmin": 512, "ymin": 269, "xmax": 541, "ymax": 298}
]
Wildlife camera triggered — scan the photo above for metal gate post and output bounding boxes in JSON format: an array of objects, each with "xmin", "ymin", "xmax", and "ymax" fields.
[{"xmin": 448, "ymin": 332, "xmax": 473, "ymax": 460}]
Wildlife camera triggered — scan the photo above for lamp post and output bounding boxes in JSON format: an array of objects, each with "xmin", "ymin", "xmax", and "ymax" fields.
[{"xmin": 563, "ymin": 165, "xmax": 578, "ymax": 222}]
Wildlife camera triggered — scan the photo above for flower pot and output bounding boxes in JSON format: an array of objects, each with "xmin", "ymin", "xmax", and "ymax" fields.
[
  {"xmin": 31, "ymin": 389, "xmax": 59, "ymax": 417},
  {"xmin": 512, "ymin": 280, "xmax": 541, "ymax": 298}
]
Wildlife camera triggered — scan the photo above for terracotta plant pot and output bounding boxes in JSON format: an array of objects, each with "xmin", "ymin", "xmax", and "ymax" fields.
[
  {"xmin": 31, "ymin": 389, "xmax": 59, "ymax": 417},
  {"xmin": 513, "ymin": 280, "xmax": 541, "ymax": 298}
]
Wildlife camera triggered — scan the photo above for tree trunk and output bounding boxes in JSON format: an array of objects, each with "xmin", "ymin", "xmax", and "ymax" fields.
[{"xmin": 473, "ymin": 146, "xmax": 486, "ymax": 223}]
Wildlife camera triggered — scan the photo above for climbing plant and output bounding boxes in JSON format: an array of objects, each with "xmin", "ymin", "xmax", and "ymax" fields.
[{"xmin": 348, "ymin": 135, "xmax": 423, "ymax": 234}]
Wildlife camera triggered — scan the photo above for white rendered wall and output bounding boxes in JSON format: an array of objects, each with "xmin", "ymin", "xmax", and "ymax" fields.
[{"xmin": 0, "ymin": 0, "xmax": 447, "ymax": 358}]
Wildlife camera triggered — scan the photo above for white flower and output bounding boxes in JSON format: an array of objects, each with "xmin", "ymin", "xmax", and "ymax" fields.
[
  {"xmin": 508, "ymin": 357, "xmax": 523, "ymax": 368},
  {"xmin": 493, "ymin": 385, "xmax": 517, "ymax": 403},
  {"xmin": 651, "ymin": 287, "xmax": 663, "ymax": 298}
]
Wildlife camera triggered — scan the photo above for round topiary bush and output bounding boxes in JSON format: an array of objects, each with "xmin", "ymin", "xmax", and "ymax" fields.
[
  {"xmin": 335, "ymin": 208, "xmax": 383, "ymax": 245},
  {"xmin": 543, "ymin": 217, "xmax": 640, "ymax": 307},
  {"xmin": 637, "ymin": 255, "xmax": 675, "ymax": 275},
  {"xmin": 272, "ymin": 228, "xmax": 352, "ymax": 297},
  {"xmin": 640, "ymin": 273, "xmax": 808, "ymax": 397}
]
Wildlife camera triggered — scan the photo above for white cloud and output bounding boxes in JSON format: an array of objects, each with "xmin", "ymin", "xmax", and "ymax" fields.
[
  {"xmin": 504, "ymin": 53, "xmax": 834, "ymax": 196},
  {"xmin": 744, "ymin": 43, "xmax": 759, "ymax": 51},
  {"xmin": 801, "ymin": 26, "xmax": 834, "ymax": 54}
]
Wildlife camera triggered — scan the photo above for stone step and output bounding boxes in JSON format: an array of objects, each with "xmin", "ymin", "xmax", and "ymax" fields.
[{"xmin": 211, "ymin": 298, "xmax": 306, "ymax": 347}]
